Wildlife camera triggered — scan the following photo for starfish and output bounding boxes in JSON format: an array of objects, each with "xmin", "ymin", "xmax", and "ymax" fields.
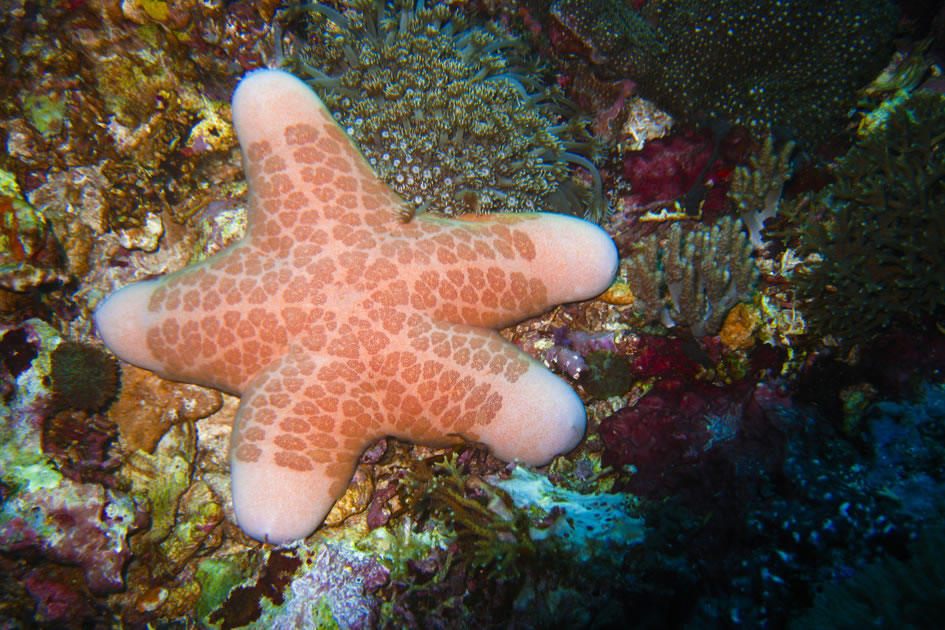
[{"xmin": 95, "ymin": 69, "xmax": 617, "ymax": 543}]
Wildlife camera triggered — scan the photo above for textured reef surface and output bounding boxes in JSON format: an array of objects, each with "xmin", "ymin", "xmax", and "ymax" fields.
[{"xmin": 2, "ymin": 0, "xmax": 945, "ymax": 628}]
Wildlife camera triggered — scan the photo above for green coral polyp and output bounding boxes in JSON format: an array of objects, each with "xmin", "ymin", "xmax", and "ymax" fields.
[{"xmin": 285, "ymin": 0, "xmax": 604, "ymax": 219}]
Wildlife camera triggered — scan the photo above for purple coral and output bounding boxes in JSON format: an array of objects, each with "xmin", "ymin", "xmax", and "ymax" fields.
[
  {"xmin": 598, "ymin": 336, "xmax": 788, "ymax": 505},
  {"xmin": 262, "ymin": 544, "xmax": 390, "ymax": 630},
  {"xmin": 543, "ymin": 327, "xmax": 620, "ymax": 378}
]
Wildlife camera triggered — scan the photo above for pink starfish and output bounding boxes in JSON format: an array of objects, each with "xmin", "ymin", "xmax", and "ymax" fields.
[{"xmin": 95, "ymin": 70, "xmax": 617, "ymax": 543}]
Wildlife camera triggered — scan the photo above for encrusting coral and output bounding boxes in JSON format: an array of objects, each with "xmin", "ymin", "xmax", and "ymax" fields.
[
  {"xmin": 283, "ymin": 0, "xmax": 606, "ymax": 220},
  {"xmin": 48, "ymin": 341, "xmax": 120, "ymax": 412},
  {"xmin": 93, "ymin": 69, "xmax": 618, "ymax": 544},
  {"xmin": 549, "ymin": 0, "xmax": 898, "ymax": 146}
]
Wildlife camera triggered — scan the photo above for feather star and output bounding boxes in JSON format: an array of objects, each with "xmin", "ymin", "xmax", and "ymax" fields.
[{"xmin": 94, "ymin": 69, "xmax": 618, "ymax": 543}]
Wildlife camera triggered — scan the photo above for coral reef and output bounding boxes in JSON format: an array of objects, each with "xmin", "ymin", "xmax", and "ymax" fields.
[
  {"xmin": 365, "ymin": 450, "xmax": 642, "ymax": 628},
  {"xmin": 0, "ymin": 0, "xmax": 257, "ymax": 239},
  {"xmin": 195, "ymin": 541, "xmax": 390, "ymax": 629},
  {"xmin": 609, "ymin": 124, "xmax": 753, "ymax": 254},
  {"xmin": 599, "ymin": 378, "xmax": 763, "ymax": 503},
  {"xmin": 790, "ymin": 385, "xmax": 945, "ymax": 628},
  {"xmin": 488, "ymin": 465, "xmax": 645, "ymax": 561},
  {"xmin": 48, "ymin": 341, "xmax": 120, "ymax": 412},
  {"xmin": 549, "ymin": 0, "xmax": 898, "ymax": 146},
  {"xmin": 0, "ymin": 172, "xmax": 69, "ymax": 296},
  {"xmin": 620, "ymin": 216, "xmax": 759, "ymax": 336},
  {"xmin": 790, "ymin": 90, "xmax": 945, "ymax": 344},
  {"xmin": 283, "ymin": 0, "xmax": 605, "ymax": 219},
  {"xmin": 1, "ymin": 0, "xmax": 943, "ymax": 626},
  {"xmin": 0, "ymin": 320, "xmax": 143, "ymax": 603}
]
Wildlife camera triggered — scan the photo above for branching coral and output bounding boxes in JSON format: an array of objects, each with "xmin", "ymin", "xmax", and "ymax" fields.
[
  {"xmin": 622, "ymin": 217, "xmax": 759, "ymax": 337},
  {"xmin": 728, "ymin": 135, "xmax": 797, "ymax": 249},
  {"xmin": 790, "ymin": 90, "xmax": 945, "ymax": 344},
  {"xmin": 283, "ymin": 0, "xmax": 606, "ymax": 220}
]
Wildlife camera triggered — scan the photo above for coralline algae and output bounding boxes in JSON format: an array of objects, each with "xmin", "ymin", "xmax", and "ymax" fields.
[{"xmin": 0, "ymin": 320, "xmax": 142, "ymax": 595}]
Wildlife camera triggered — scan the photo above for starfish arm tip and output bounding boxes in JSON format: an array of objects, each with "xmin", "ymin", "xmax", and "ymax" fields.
[
  {"xmin": 479, "ymin": 362, "xmax": 588, "ymax": 466},
  {"xmin": 530, "ymin": 214, "xmax": 620, "ymax": 303},
  {"xmin": 231, "ymin": 460, "xmax": 340, "ymax": 544},
  {"xmin": 94, "ymin": 280, "xmax": 163, "ymax": 373}
]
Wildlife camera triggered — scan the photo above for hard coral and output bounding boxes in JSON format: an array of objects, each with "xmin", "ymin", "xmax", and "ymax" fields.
[
  {"xmin": 284, "ymin": 0, "xmax": 605, "ymax": 219},
  {"xmin": 791, "ymin": 90, "xmax": 945, "ymax": 344},
  {"xmin": 553, "ymin": 0, "xmax": 898, "ymax": 146},
  {"xmin": 48, "ymin": 341, "xmax": 120, "ymax": 412}
]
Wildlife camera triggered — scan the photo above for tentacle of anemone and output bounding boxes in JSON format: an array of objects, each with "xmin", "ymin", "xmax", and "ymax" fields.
[
  {"xmin": 469, "ymin": 67, "xmax": 492, "ymax": 83},
  {"xmin": 454, "ymin": 31, "xmax": 476, "ymax": 54},
  {"xmin": 560, "ymin": 151, "xmax": 608, "ymax": 221},
  {"xmin": 544, "ymin": 178, "xmax": 586, "ymax": 216},
  {"xmin": 478, "ymin": 38, "xmax": 529, "ymax": 57},
  {"xmin": 441, "ymin": 18, "xmax": 462, "ymax": 38},
  {"xmin": 342, "ymin": 42, "xmax": 361, "ymax": 66},
  {"xmin": 483, "ymin": 75, "xmax": 533, "ymax": 102},
  {"xmin": 497, "ymin": 68, "xmax": 543, "ymax": 87},
  {"xmin": 300, "ymin": 73, "xmax": 359, "ymax": 100},
  {"xmin": 397, "ymin": 4, "xmax": 412, "ymax": 37},
  {"xmin": 299, "ymin": 2, "xmax": 349, "ymax": 30},
  {"xmin": 361, "ymin": 8, "xmax": 377, "ymax": 40},
  {"xmin": 296, "ymin": 60, "xmax": 335, "ymax": 81}
]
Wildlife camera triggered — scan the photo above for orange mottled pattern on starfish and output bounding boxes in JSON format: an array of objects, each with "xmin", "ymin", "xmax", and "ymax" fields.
[
  {"xmin": 143, "ymin": 119, "xmax": 547, "ymax": 394},
  {"xmin": 229, "ymin": 319, "xmax": 527, "ymax": 487},
  {"xmin": 95, "ymin": 69, "xmax": 617, "ymax": 542},
  {"xmin": 141, "ymin": 115, "xmax": 542, "ymax": 473}
]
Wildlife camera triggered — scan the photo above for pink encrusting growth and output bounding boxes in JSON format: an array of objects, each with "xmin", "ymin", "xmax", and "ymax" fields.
[{"xmin": 94, "ymin": 69, "xmax": 618, "ymax": 544}]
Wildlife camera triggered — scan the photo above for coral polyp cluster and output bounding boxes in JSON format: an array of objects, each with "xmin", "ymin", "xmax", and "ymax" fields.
[
  {"xmin": 284, "ymin": 0, "xmax": 605, "ymax": 219},
  {"xmin": 548, "ymin": 0, "xmax": 898, "ymax": 146},
  {"xmin": 790, "ymin": 90, "xmax": 945, "ymax": 344}
]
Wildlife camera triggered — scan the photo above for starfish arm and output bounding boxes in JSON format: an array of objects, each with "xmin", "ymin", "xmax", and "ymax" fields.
[
  {"xmin": 232, "ymin": 69, "xmax": 405, "ymax": 234},
  {"xmin": 229, "ymin": 344, "xmax": 364, "ymax": 544},
  {"xmin": 94, "ymin": 279, "xmax": 167, "ymax": 377},
  {"xmin": 351, "ymin": 314, "xmax": 587, "ymax": 463},
  {"xmin": 411, "ymin": 212, "xmax": 618, "ymax": 328},
  {"xmin": 230, "ymin": 316, "xmax": 585, "ymax": 543},
  {"xmin": 94, "ymin": 243, "xmax": 286, "ymax": 396}
]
